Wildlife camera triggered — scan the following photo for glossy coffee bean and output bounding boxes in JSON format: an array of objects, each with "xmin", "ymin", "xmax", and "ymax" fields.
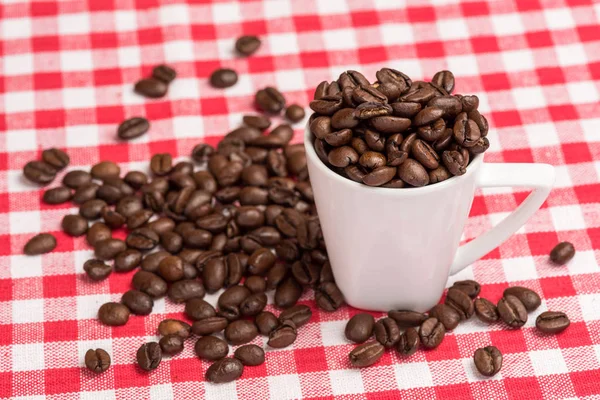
[
  {"xmin": 224, "ymin": 319, "xmax": 258, "ymax": 345},
  {"xmin": 419, "ymin": 317, "xmax": 445, "ymax": 348},
  {"xmin": 255, "ymin": 87, "xmax": 286, "ymax": 114},
  {"xmin": 152, "ymin": 64, "xmax": 176, "ymax": 83},
  {"xmin": 388, "ymin": 310, "xmax": 427, "ymax": 328},
  {"xmin": 91, "ymin": 161, "xmax": 120, "ymax": 181},
  {"xmin": 536, "ymin": 311, "xmax": 570, "ymax": 333},
  {"xmin": 160, "ymin": 334, "xmax": 184, "ymax": 355},
  {"xmin": 550, "ymin": 241, "xmax": 575, "ymax": 265},
  {"xmin": 349, "ymin": 341, "xmax": 385, "ymax": 368},
  {"xmin": 122, "ymin": 289, "xmax": 153, "ymax": 315},
  {"xmin": 275, "ymin": 276, "xmax": 303, "ymax": 309},
  {"xmin": 279, "ymin": 304, "xmax": 312, "ymax": 327},
  {"xmin": 218, "ymin": 285, "xmax": 251, "ymax": 320},
  {"xmin": 24, "ymin": 233, "xmax": 57, "ymax": 255},
  {"xmin": 243, "ymin": 115, "xmax": 271, "ymax": 131},
  {"xmin": 114, "ymin": 249, "xmax": 142, "ymax": 272},
  {"xmin": 315, "ymin": 282, "xmax": 344, "ymax": 311},
  {"xmin": 158, "ymin": 319, "xmax": 191, "ymax": 338},
  {"xmin": 497, "ymin": 295, "xmax": 528, "ymax": 328},
  {"xmin": 285, "ymin": 104, "xmax": 306, "ymax": 123},
  {"xmin": 63, "ymin": 170, "xmax": 92, "ymax": 189},
  {"xmin": 244, "ymin": 276, "xmax": 267, "ymax": 293},
  {"xmin": 23, "ymin": 161, "xmax": 56, "ymax": 184},
  {"xmin": 234, "ymin": 344, "xmax": 264, "ymax": 366},
  {"xmin": 503, "ymin": 286, "xmax": 541, "ymax": 312},
  {"xmin": 185, "ymin": 298, "xmax": 216, "ymax": 321},
  {"xmin": 62, "ymin": 214, "xmax": 88, "ymax": 236},
  {"xmin": 195, "ymin": 336, "xmax": 229, "ymax": 360},
  {"xmin": 428, "ymin": 304, "xmax": 461, "ymax": 331},
  {"xmin": 80, "ymin": 199, "xmax": 107, "ymax": 220},
  {"xmin": 102, "ymin": 208, "xmax": 126, "ymax": 229},
  {"xmin": 240, "ymin": 292, "xmax": 267, "ymax": 317},
  {"xmin": 255, "ymin": 311, "xmax": 279, "ymax": 335},
  {"xmin": 210, "ymin": 68, "xmax": 238, "ymax": 88},
  {"xmin": 158, "ymin": 256, "xmax": 184, "ymax": 282},
  {"xmin": 132, "ymin": 270, "xmax": 168, "ymax": 298},
  {"xmin": 451, "ymin": 280, "xmax": 481, "ymax": 298},
  {"xmin": 474, "ymin": 346, "xmax": 502, "ymax": 377},
  {"xmin": 73, "ymin": 183, "xmax": 99, "ymax": 205},
  {"xmin": 83, "ymin": 259, "xmax": 112, "ymax": 281},
  {"xmin": 442, "ymin": 150, "xmax": 466, "ymax": 176},
  {"xmin": 150, "ymin": 153, "xmax": 172, "ymax": 176},
  {"xmin": 136, "ymin": 342, "xmax": 162, "ymax": 371},
  {"xmin": 87, "ymin": 222, "xmax": 111, "ymax": 247},
  {"xmin": 98, "ymin": 302, "xmax": 130, "ymax": 326},
  {"xmin": 445, "ymin": 288, "xmax": 474, "ymax": 320},
  {"xmin": 236, "ymin": 35, "xmax": 261, "ymax": 56},
  {"xmin": 432, "ymin": 70, "xmax": 455, "ymax": 93},
  {"xmin": 126, "ymin": 228, "xmax": 159, "ymax": 251},
  {"xmin": 42, "ymin": 148, "xmax": 69, "ymax": 170},
  {"xmin": 85, "ymin": 348, "xmax": 111, "ymax": 373},
  {"xmin": 192, "ymin": 316, "xmax": 229, "ymax": 336},
  {"xmin": 374, "ymin": 317, "xmax": 400, "ymax": 348},
  {"xmin": 267, "ymin": 320, "xmax": 297, "ymax": 348},
  {"xmin": 474, "ymin": 298, "xmax": 499, "ymax": 323},
  {"xmin": 397, "ymin": 327, "xmax": 420, "ymax": 356},
  {"xmin": 205, "ymin": 358, "xmax": 244, "ymax": 383},
  {"xmin": 134, "ymin": 78, "xmax": 168, "ymax": 98},
  {"xmin": 345, "ymin": 313, "xmax": 374, "ymax": 343},
  {"xmin": 43, "ymin": 186, "xmax": 72, "ymax": 204},
  {"xmin": 168, "ymin": 279, "xmax": 205, "ymax": 303},
  {"xmin": 118, "ymin": 117, "xmax": 150, "ymax": 140}
]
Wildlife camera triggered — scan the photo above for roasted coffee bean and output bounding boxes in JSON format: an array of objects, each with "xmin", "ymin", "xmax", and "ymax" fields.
[
  {"xmin": 126, "ymin": 228, "xmax": 159, "ymax": 251},
  {"xmin": 374, "ymin": 317, "xmax": 400, "ymax": 348},
  {"xmin": 126, "ymin": 209, "xmax": 152, "ymax": 230},
  {"xmin": 453, "ymin": 113, "xmax": 481, "ymax": 147},
  {"xmin": 132, "ymin": 270, "xmax": 168, "ymax": 298},
  {"xmin": 98, "ymin": 302, "xmax": 130, "ymax": 326},
  {"xmin": 267, "ymin": 261, "xmax": 289, "ymax": 289},
  {"xmin": 388, "ymin": 310, "xmax": 427, "ymax": 328},
  {"xmin": 536, "ymin": 311, "xmax": 570, "ymax": 333},
  {"xmin": 197, "ymin": 213, "xmax": 228, "ymax": 233},
  {"xmin": 117, "ymin": 196, "xmax": 144, "ymax": 218},
  {"xmin": 152, "ymin": 64, "xmax": 176, "ymax": 83},
  {"xmin": 118, "ymin": 117, "xmax": 150, "ymax": 140},
  {"xmin": 414, "ymin": 107, "xmax": 444, "ymax": 127},
  {"xmin": 419, "ymin": 317, "xmax": 445, "ymax": 348},
  {"xmin": 256, "ymin": 87, "xmax": 286, "ymax": 114},
  {"xmin": 135, "ymin": 73, "xmax": 169, "ymax": 96},
  {"xmin": 244, "ymin": 276, "xmax": 267, "ymax": 293},
  {"xmin": 87, "ymin": 222, "xmax": 111, "ymax": 247},
  {"xmin": 43, "ymin": 186, "xmax": 72, "ymax": 204},
  {"xmin": 460, "ymin": 95, "xmax": 479, "ymax": 112},
  {"xmin": 94, "ymin": 239, "xmax": 127, "ymax": 260},
  {"xmin": 550, "ymin": 242, "xmax": 575, "ymax": 265},
  {"xmin": 63, "ymin": 170, "xmax": 92, "ymax": 189},
  {"xmin": 432, "ymin": 70, "xmax": 455, "ymax": 93},
  {"xmin": 275, "ymin": 276, "xmax": 303, "ymax": 308},
  {"xmin": 147, "ymin": 217, "xmax": 174, "ymax": 235},
  {"xmin": 474, "ymin": 298, "xmax": 499, "ymax": 323},
  {"xmin": 73, "ymin": 183, "xmax": 99, "ymax": 204},
  {"xmin": 370, "ymin": 116, "xmax": 411, "ymax": 134},
  {"xmin": 345, "ymin": 313, "xmax": 375, "ymax": 343},
  {"xmin": 136, "ymin": 342, "xmax": 162, "ymax": 371},
  {"xmin": 193, "ymin": 171, "xmax": 218, "ymax": 194},
  {"xmin": 452, "ymin": 280, "xmax": 481, "ymax": 298},
  {"xmin": 315, "ymin": 282, "xmax": 344, "ymax": 311},
  {"xmin": 205, "ymin": 358, "xmax": 244, "ymax": 383},
  {"xmin": 114, "ymin": 249, "xmax": 142, "ymax": 272},
  {"xmin": 179, "ymin": 248, "xmax": 203, "ymax": 265},
  {"xmin": 391, "ymin": 102, "xmax": 421, "ymax": 118},
  {"xmin": 412, "ymin": 139, "xmax": 439, "ymax": 169},
  {"xmin": 185, "ymin": 298, "xmax": 216, "ymax": 321},
  {"xmin": 349, "ymin": 341, "xmax": 385, "ymax": 368},
  {"xmin": 362, "ymin": 166, "xmax": 396, "ymax": 187},
  {"xmin": 428, "ymin": 96, "xmax": 462, "ymax": 117},
  {"xmin": 23, "ymin": 161, "xmax": 56, "ymax": 184},
  {"xmin": 398, "ymin": 159, "xmax": 429, "ymax": 187},
  {"xmin": 248, "ymin": 248, "xmax": 276, "ymax": 275},
  {"xmin": 445, "ymin": 288, "xmax": 474, "ymax": 320},
  {"xmin": 236, "ymin": 35, "xmax": 261, "ymax": 55},
  {"xmin": 234, "ymin": 344, "xmax": 264, "ymax": 366},
  {"xmin": 210, "ymin": 68, "xmax": 238, "ymax": 88},
  {"xmin": 85, "ymin": 348, "xmax": 111, "ymax": 373},
  {"xmin": 140, "ymin": 251, "xmax": 169, "ymax": 273},
  {"xmin": 474, "ymin": 346, "xmax": 502, "ymax": 377},
  {"xmin": 150, "ymin": 153, "xmax": 172, "ymax": 176},
  {"xmin": 503, "ymin": 287, "xmax": 541, "ymax": 312},
  {"xmin": 243, "ymin": 115, "xmax": 271, "ymax": 131},
  {"xmin": 428, "ymin": 166, "xmax": 451, "ymax": 184},
  {"xmin": 428, "ymin": 304, "xmax": 460, "ymax": 330},
  {"xmin": 225, "ymin": 319, "xmax": 258, "ymax": 345},
  {"xmin": 158, "ymin": 255, "xmax": 184, "ymax": 282},
  {"xmin": 442, "ymin": 150, "xmax": 466, "ymax": 176},
  {"xmin": 167, "ymin": 279, "xmax": 204, "ymax": 304},
  {"xmin": 192, "ymin": 316, "xmax": 229, "ymax": 336},
  {"xmin": 100, "ymin": 207, "xmax": 125, "ymax": 229},
  {"xmin": 497, "ymin": 295, "xmax": 528, "ymax": 328},
  {"xmin": 255, "ymin": 311, "xmax": 279, "ymax": 335},
  {"xmin": 291, "ymin": 261, "xmax": 319, "ymax": 285},
  {"xmin": 240, "ymin": 292, "xmax": 267, "ymax": 316},
  {"xmin": 195, "ymin": 336, "xmax": 229, "ymax": 360},
  {"xmin": 279, "ymin": 304, "xmax": 312, "ymax": 327},
  {"xmin": 328, "ymin": 146, "xmax": 359, "ymax": 168},
  {"xmin": 202, "ymin": 257, "xmax": 227, "ymax": 293},
  {"xmin": 122, "ymin": 289, "xmax": 153, "ymax": 315},
  {"xmin": 158, "ymin": 231, "xmax": 181, "ymax": 254},
  {"xmin": 310, "ymin": 95, "xmax": 343, "ymax": 115},
  {"xmin": 62, "ymin": 214, "xmax": 88, "ymax": 236},
  {"xmin": 41, "ymin": 148, "xmax": 69, "ymax": 171},
  {"xmin": 375, "ymin": 68, "xmax": 411, "ymax": 100},
  {"xmin": 397, "ymin": 327, "xmax": 419, "ymax": 356},
  {"xmin": 319, "ymin": 262, "xmax": 334, "ymax": 283},
  {"xmin": 218, "ymin": 285, "xmax": 251, "ymax": 320},
  {"xmin": 158, "ymin": 319, "xmax": 191, "ymax": 338},
  {"xmin": 268, "ymin": 320, "xmax": 297, "ymax": 348},
  {"xmin": 285, "ymin": 104, "xmax": 306, "ymax": 123},
  {"xmin": 160, "ymin": 334, "xmax": 184, "ymax": 355},
  {"xmin": 91, "ymin": 161, "xmax": 120, "ymax": 181},
  {"xmin": 83, "ymin": 259, "xmax": 112, "ymax": 281},
  {"xmin": 80, "ymin": 199, "xmax": 107, "ymax": 220}
]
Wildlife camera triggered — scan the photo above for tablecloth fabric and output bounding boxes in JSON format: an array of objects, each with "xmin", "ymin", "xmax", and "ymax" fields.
[{"xmin": 1, "ymin": 0, "xmax": 600, "ymax": 398}]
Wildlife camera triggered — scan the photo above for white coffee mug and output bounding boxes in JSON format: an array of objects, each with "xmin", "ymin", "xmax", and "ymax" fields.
[{"xmin": 305, "ymin": 126, "xmax": 555, "ymax": 312}]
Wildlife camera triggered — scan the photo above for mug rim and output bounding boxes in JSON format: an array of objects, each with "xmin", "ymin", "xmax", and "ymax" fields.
[{"xmin": 304, "ymin": 122, "xmax": 483, "ymax": 196}]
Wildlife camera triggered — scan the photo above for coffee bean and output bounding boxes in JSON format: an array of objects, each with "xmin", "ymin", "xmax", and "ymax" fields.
[
  {"xmin": 268, "ymin": 320, "xmax": 297, "ymax": 348},
  {"xmin": 375, "ymin": 68, "xmax": 411, "ymax": 100},
  {"xmin": 168, "ymin": 279, "xmax": 205, "ymax": 303},
  {"xmin": 80, "ymin": 199, "xmax": 107, "ymax": 220},
  {"xmin": 236, "ymin": 35, "xmax": 261, "ymax": 56},
  {"xmin": 432, "ymin": 70, "xmax": 455, "ymax": 94},
  {"xmin": 550, "ymin": 241, "xmax": 575, "ymax": 265},
  {"xmin": 370, "ymin": 116, "xmax": 411, "ymax": 134},
  {"xmin": 118, "ymin": 117, "xmax": 150, "ymax": 140},
  {"xmin": 240, "ymin": 292, "xmax": 267, "ymax": 316},
  {"xmin": 135, "ymin": 78, "xmax": 168, "ymax": 98},
  {"xmin": 279, "ymin": 304, "xmax": 312, "ymax": 327},
  {"xmin": 152, "ymin": 64, "xmax": 176, "ymax": 83},
  {"xmin": 62, "ymin": 214, "xmax": 88, "ymax": 237},
  {"xmin": 210, "ymin": 68, "xmax": 238, "ymax": 88},
  {"xmin": 345, "ymin": 313, "xmax": 375, "ymax": 343},
  {"xmin": 474, "ymin": 298, "xmax": 499, "ymax": 323},
  {"xmin": 327, "ymin": 146, "xmax": 359, "ymax": 168},
  {"xmin": 114, "ymin": 249, "xmax": 142, "ymax": 272},
  {"xmin": 244, "ymin": 276, "xmax": 267, "ymax": 294},
  {"xmin": 243, "ymin": 115, "xmax": 272, "ymax": 131},
  {"xmin": 85, "ymin": 223, "xmax": 111, "ymax": 248},
  {"xmin": 63, "ymin": 170, "xmax": 92, "ymax": 189},
  {"xmin": 234, "ymin": 344, "xmax": 264, "ymax": 366},
  {"xmin": 497, "ymin": 295, "xmax": 528, "ymax": 328},
  {"xmin": 158, "ymin": 319, "xmax": 191, "ymax": 338},
  {"xmin": 132, "ymin": 270, "xmax": 168, "ymax": 298},
  {"xmin": 218, "ymin": 285, "xmax": 251, "ymax": 320},
  {"xmin": 285, "ymin": 104, "xmax": 306, "ymax": 123},
  {"xmin": 442, "ymin": 150, "xmax": 466, "ymax": 176},
  {"xmin": 98, "ymin": 302, "xmax": 130, "ymax": 326},
  {"xmin": 101, "ymin": 207, "xmax": 126, "ymax": 229},
  {"xmin": 419, "ymin": 317, "xmax": 445, "ymax": 348},
  {"xmin": 248, "ymin": 248, "xmax": 276, "ymax": 275},
  {"xmin": 72, "ymin": 183, "xmax": 99, "ymax": 204},
  {"xmin": 266, "ymin": 261, "xmax": 289, "ymax": 289},
  {"xmin": 225, "ymin": 319, "xmax": 258, "ymax": 345},
  {"xmin": 126, "ymin": 228, "xmax": 159, "ymax": 251},
  {"xmin": 429, "ymin": 166, "xmax": 451, "ymax": 183},
  {"xmin": 451, "ymin": 280, "xmax": 481, "ymax": 298},
  {"xmin": 291, "ymin": 261, "xmax": 319, "ymax": 285},
  {"xmin": 83, "ymin": 348, "xmax": 111, "ymax": 374},
  {"xmin": 43, "ymin": 186, "xmax": 72, "ymax": 204},
  {"xmin": 24, "ymin": 233, "xmax": 57, "ymax": 255},
  {"xmin": 192, "ymin": 316, "xmax": 229, "ymax": 336},
  {"xmin": 159, "ymin": 334, "xmax": 184, "ymax": 355},
  {"xmin": 206, "ymin": 357, "xmax": 244, "ymax": 383},
  {"xmin": 397, "ymin": 327, "xmax": 420, "ymax": 356},
  {"xmin": 275, "ymin": 276, "xmax": 303, "ymax": 308},
  {"xmin": 116, "ymin": 196, "xmax": 144, "ymax": 218},
  {"xmin": 83, "ymin": 259, "xmax": 112, "ymax": 281},
  {"xmin": 23, "ymin": 161, "xmax": 56, "ymax": 184},
  {"xmin": 150, "ymin": 153, "xmax": 172, "ymax": 176},
  {"xmin": 256, "ymin": 87, "xmax": 286, "ymax": 114},
  {"xmin": 445, "ymin": 288, "xmax": 474, "ymax": 320},
  {"xmin": 349, "ymin": 341, "xmax": 385, "ymax": 368},
  {"xmin": 158, "ymin": 255, "xmax": 184, "ymax": 282},
  {"xmin": 536, "ymin": 311, "xmax": 570, "ymax": 333},
  {"xmin": 474, "ymin": 346, "xmax": 502, "ymax": 377},
  {"xmin": 90, "ymin": 161, "xmax": 120, "ymax": 181},
  {"xmin": 398, "ymin": 159, "xmax": 429, "ymax": 187},
  {"xmin": 374, "ymin": 317, "xmax": 400, "ymax": 348},
  {"xmin": 503, "ymin": 286, "xmax": 541, "ymax": 312},
  {"xmin": 185, "ymin": 298, "xmax": 216, "ymax": 321},
  {"xmin": 428, "ymin": 304, "xmax": 461, "ymax": 330},
  {"xmin": 202, "ymin": 257, "xmax": 226, "ymax": 293},
  {"xmin": 390, "ymin": 102, "xmax": 421, "ymax": 118},
  {"xmin": 122, "ymin": 289, "xmax": 153, "ymax": 315},
  {"xmin": 195, "ymin": 335, "xmax": 229, "ymax": 360},
  {"xmin": 315, "ymin": 282, "xmax": 344, "ymax": 311},
  {"xmin": 137, "ymin": 342, "xmax": 162, "ymax": 371},
  {"xmin": 412, "ymin": 139, "xmax": 439, "ymax": 169},
  {"xmin": 255, "ymin": 311, "xmax": 280, "ymax": 335},
  {"xmin": 387, "ymin": 310, "xmax": 427, "ymax": 328}
]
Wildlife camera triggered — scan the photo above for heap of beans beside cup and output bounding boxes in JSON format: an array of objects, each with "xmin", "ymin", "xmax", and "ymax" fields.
[{"xmin": 309, "ymin": 69, "xmax": 490, "ymax": 187}]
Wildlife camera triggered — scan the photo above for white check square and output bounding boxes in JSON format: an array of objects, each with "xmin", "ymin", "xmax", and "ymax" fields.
[
  {"xmin": 556, "ymin": 44, "xmax": 587, "ymax": 67},
  {"xmin": 552, "ymin": 165, "xmax": 573, "ymax": 189},
  {"xmin": 6, "ymin": 129, "xmax": 37, "ymax": 151},
  {"xmin": 581, "ymin": 118, "xmax": 600, "ymax": 142},
  {"xmin": 567, "ymin": 250, "xmax": 599, "ymax": 275},
  {"xmin": 524, "ymin": 122, "xmax": 559, "ymax": 148},
  {"xmin": 447, "ymin": 55, "xmax": 479, "ymax": 77},
  {"xmin": 544, "ymin": 8, "xmax": 575, "ymax": 30},
  {"xmin": 172, "ymin": 116, "xmax": 204, "ymax": 139},
  {"xmin": 491, "ymin": 14, "xmax": 524, "ymax": 35},
  {"xmin": 12, "ymin": 299, "xmax": 44, "ymax": 323},
  {"xmin": 212, "ymin": 2, "xmax": 241, "ymax": 23},
  {"xmin": 329, "ymin": 369, "xmax": 365, "ymax": 395},
  {"xmin": 316, "ymin": 0, "xmax": 348, "ymax": 14},
  {"xmin": 437, "ymin": 19, "xmax": 469, "ymax": 40},
  {"xmin": 502, "ymin": 256, "xmax": 538, "ymax": 282},
  {"xmin": 394, "ymin": 362, "xmax": 433, "ymax": 389},
  {"xmin": 80, "ymin": 391, "xmax": 117, "ymax": 400},
  {"xmin": 323, "ymin": 29, "xmax": 357, "ymax": 50},
  {"xmin": 529, "ymin": 349, "xmax": 569, "ymax": 376},
  {"xmin": 66, "ymin": 125, "xmax": 99, "ymax": 147},
  {"xmin": 11, "ymin": 255, "xmax": 43, "ymax": 279},
  {"xmin": 276, "ymin": 69, "xmax": 306, "ymax": 92},
  {"xmin": 320, "ymin": 320, "xmax": 348, "ymax": 346},
  {"xmin": 12, "ymin": 343, "xmax": 45, "ymax": 371},
  {"xmin": 511, "ymin": 87, "xmax": 546, "ymax": 109},
  {"xmin": 9, "ymin": 211, "xmax": 41, "ymax": 235},
  {"xmin": 117, "ymin": 46, "xmax": 142, "ymax": 68},
  {"xmin": 269, "ymin": 33, "xmax": 300, "ymax": 55},
  {"xmin": 263, "ymin": 0, "xmax": 292, "ymax": 18},
  {"xmin": 268, "ymin": 374, "xmax": 302, "ymax": 400},
  {"xmin": 579, "ymin": 293, "xmax": 600, "ymax": 320},
  {"xmin": 60, "ymin": 50, "xmax": 94, "ymax": 72},
  {"xmin": 63, "ymin": 87, "xmax": 97, "ymax": 109},
  {"xmin": 149, "ymin": 384, "xmax": 173, "ymax": 400},
  {"xmin": 114, "ymin": 10, "xmax": 137, "ymax": 31},
  {"xmin": 58, "ymin": 13, "xmax": 91, "ymax": 35},
  {"xmin": 550, "ymin": 205, "xmax": 586, "ymax": 231},
  {"xmin": 4, "ymin": 54, "xmax": 34, "ymax": 76},
  {"xmin": 380, "ymin": 23, "xmax": 414, "ymax": 45},
  {"xmin": 2, "ymin": 18, "xmax": 31, "ymax": 39},
  {"xmin": 160, "ymin": 4, "xmax": 190, "ymax": 26},
  {"xmin": 164, "ymin": 40, "xmax": 195, "ymax": 62},
  {"xmin": 502, "ymin": 50, "xmax": 535, "ymax": 72},
  {"xmin": 566, "ymin": 81, "xmax": 599, "ymax": 104}
]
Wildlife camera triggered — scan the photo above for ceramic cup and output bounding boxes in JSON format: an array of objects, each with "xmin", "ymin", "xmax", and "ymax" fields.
[{"xmin": 305, "ymin": 125, "xmax": 555, "ymax": 312}]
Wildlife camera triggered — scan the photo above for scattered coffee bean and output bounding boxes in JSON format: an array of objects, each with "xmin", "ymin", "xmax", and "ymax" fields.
[
  {"xmin": 43, "ymin": 186, "xmax": 73, "ymax": 204},
  {"xmin": 256, "ymin": 87, "xmax": 286, "ymax": 113},
  {"xmin": 127, "ymin": 228, "xmax": 159, "ymax": 251},
  {"xmin": 94, "ymin": 238, "xmax": 127, "ymax": 260},
  {"xmin": 474, "ymin": 346, "xmax": 502, "ymax": 377},
  {"xmin": 63, "ymin": 170, "xmax": 92, "ymax": 189},
  {"xmin": 274, "ymin": 276, "xmax": 303, "ymax": 308},
  {"xmin": 87, "ymin": 222, "xmax": 111, "ymax": 247},
  {"xmin": 345, "ymin": 313, "xmax": 375, "ymax": 343},
  {"xmin": 474, "ymin": 298, "xmax": 499, "ymax": 323},
  {"xmin": 132, "ymin": 270, "xmax": 168, "ymax": 298},
  {"xmin": 315, "ymin": 282, "xmax": 344, "ymax": 311},
  {"xmin": 267, "ymin": 320, "xmax": 296, "ymax": 348},
  {"xmin": 285, "ymin": 104, "xmax": 306, "ymax": 123},
  {"xmin": 225, "ymin": 319, "xmax": 258, "ymax": 345},
  {"xmin": 168, "ymin": 279, "xmax": 205, "ymax": 303},
  {"xmin": 158, "ymin": 319, "xmax": 191, "ymax": 338},
  {"xmin": 349, "ymin": 341, "xmax": 385, "ymax": 368},
  {"xmin": 236, "ymin": 35, "xmax": 261, "ymax": 56},
  {"xmin": 98, "ymin": 302, "xmax": 130, "ymax": 326},
  {"xmin": 83, "ymin": 259, "xmax": 112, "ymax": 281},
  {"xmin": 80, "ymin": 199, "xmax": 107, "ymax": 220},
  {"xmin": 62, "ymin": 214, "xmax": 88, "ymax": 236},
  {"xmin": 429, "ymin": 304, "xmax": 461, "ymax": 330},
  {"xmin": 374, "ymin": 317, "xmax": 401, "ymax": 348},
  {"xmin": 122, "ymin": 289, "xmax": 153, "ymax": 315},
  {"xmin": 210, "ymin": 68, "xmax": 238, "ymax": 88},
  {"xmin": 206, "ymin": 357, "xmax": 244, "ymax": 383},
  {"xmin": 536, "ymin": 311, "xmax": 570, "ymax": 333},
  {"xmin": 234, "ymin": 344, "xmax": 265, "ymax": 366},
  {"xmin": 42, "ymin": 148, "xmax": 70, "ymax": 170},
  {"xmin": 503, "ymin": 286, "xmax": 541, "ymax": 312},
  {"xmin": 73, "ymin": 183, "xmax": 99, "ymax": 204},
  {"xmin": 152, "ymin": 64, "xmax": 176, "ymax": 83},
  {"xmin": 195, "ymin": 336, "xmax": 229, "ymax": 360},
  {"xmin": 397, "ymin": 327, "xmax": 419, "ymax": 356},
  {"xmin": 185, "ymin": 298, "xmax": 216, "ymax": 321},
  {"xmin": 135, "ymin": 78, "xmax": 168, "ymax": 98},
  {"xmin": 192, "ymin": 316, "xmax": 229, "ymax": 336},
  {"xmin": 550, "ymin": 242, "xmax": 575, "ymax": 265},
  {"xmin": 445, "ymin": 288, "xmax": 474, "ymax": 320},
  {"xmin": 279, "ymin": 304, "xmax": 312, "ymax": 327},
  {"xmin": 136, "ymin": 342, "xmax": 162, "ymax": 371},
  {"xmin": 244, "ymin": 276, "xmax": 267, "ymax": 293},
  {"xmin": 451, "ymin": 280, "xmax": 481, "ymax": 298},
  {"xmin": 114, "ymin": 249, "xmax": 142, "ymax": 272},
  {"xmin": 497, "ymin": 295, "xmax": 528, "ymax": 328},
  {"xmin": 255, "ymin": 311, "xmax": 280, "ymax": 335},
  {"xmin": 419, "ymin": 317, "xmax": 445, "ymax": 348},
  {"xmin": 243, "ymin": 115, "xmax": 271, "ymax": 131},
  {"xmin": 160, "ymin": 334, "xmax": 184, "ymax": 355},
  {"xmin": 388, "ymin": 310, "xmax": 427, "ymax": 327},
  {"xmin": 118, "ymin": 117, "xmax": 150, "ymax": 140},
  {"xmin": 23, "ymin": 161, "xmax": 56, "ymax": 184},
  {"xmin": 24, "ymin": 233, "xmax": 57, "ymax": 255},
  {"xmin": 150, "ymin": 153, "xmax": 172, "ymax": 176},
  {"xmin": 85, "ymin": 348, "xmax": 111, "ymax": 373}
]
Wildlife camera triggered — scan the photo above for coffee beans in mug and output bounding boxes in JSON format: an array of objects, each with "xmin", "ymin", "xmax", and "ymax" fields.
[
  {"xmin": 136, "ymin": 342, "xmax": 162, "ymax": 371},
  {"xmin": 85, "ymin": 348, "xmax": 111, "ymax": 373},
  {"xmin": 497, "ymin": 295, "xmax": 527, "ymax": 328},
  {"xmin": 536, "ymin": 311, "xmax": 570, "ymax": 333},
  {"xmin": 24, "ymin": 233, "xmax": 57, "ymax": 255},
  {"xmin": 98, "ymin": 302, "xmax": 130, "ymax": 326},
  {"xmin": 349, "ymin": 341, "xmax": 384, "ymax": 368},
  {"xmin": 550, "ymin": 241, "xmax": 575, "ymax": 265},
  {"xmin": 503, "ymin": 286, "xmax": 541, "ymax": 312},
  {"xmin": 474, "ymin": 346, "xmax": 502, "ymax": 377},
  {"xmin": 206, "ymin": 358, "xmax": 244, "ymax": 383}
]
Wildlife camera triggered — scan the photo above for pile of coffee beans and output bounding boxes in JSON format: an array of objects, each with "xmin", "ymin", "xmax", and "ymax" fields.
[
  {"xmin": 23, "ymin": 148, "xmax": 69, "ymax": 185},
  {"xmin": 309, "ymin": 69, "xmax": 490, "ymax": 187},
  {"xmin": 134, "ymin": 64, "xmax": 176, "ymax": 98},
  {"xmin": 345, "ymin": 280, "xmax": 570, "ymax": 376}
]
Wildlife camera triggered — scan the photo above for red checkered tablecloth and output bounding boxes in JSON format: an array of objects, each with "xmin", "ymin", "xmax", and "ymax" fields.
[{"xmin": 1, "ymin": 0, "xmax": 600, "ymax": 398}]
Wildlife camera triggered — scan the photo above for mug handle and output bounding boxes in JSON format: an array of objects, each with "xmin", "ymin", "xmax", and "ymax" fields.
[{"xmin": 449, "ymin": 163, "xmax": 555, "ymax": 275}]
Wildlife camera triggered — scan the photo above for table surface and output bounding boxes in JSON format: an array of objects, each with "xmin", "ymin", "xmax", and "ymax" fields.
[{"xmin": 1, "ymin": 0, "xmax": 600, "ymax": 399}]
